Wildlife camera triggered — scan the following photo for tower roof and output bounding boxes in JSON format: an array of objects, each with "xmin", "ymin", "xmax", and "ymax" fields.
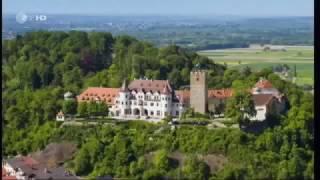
[
  {"xmin": 162, "ymin": 84, "xmax": 171, "ymax": 95},
  {"xmin": 64, "ymin": 91, "xmax": 73, "ymax": 98},
  {"xmin": 120, "ymin": 79, "xmax": 129, "ymax": 92}
]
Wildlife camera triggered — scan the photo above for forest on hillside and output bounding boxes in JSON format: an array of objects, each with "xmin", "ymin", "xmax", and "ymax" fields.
[{"xmin": 2, "ymin": 31, "xmax": 314, "ymax": 179}]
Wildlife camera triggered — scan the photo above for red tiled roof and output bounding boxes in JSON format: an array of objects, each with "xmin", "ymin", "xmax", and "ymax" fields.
[
  {"xmin": 175, "ymin": 89, "xmax": 233, "ymax": 103},
  {"xmin": 255, "ymin": 79, "xmax": 273, "ymax": 89},
  {"xmin": 57, "ymin": 111, "xmax": 64, "ymax": 116},
  {"xmin": 208, "ymin": 89, "xmax": 233, "ymax": 99},
  {"xmin": 253, "ymin": 94, "xmax": 274, "ymax": 106},
  {"xmin": 175, "ymin": 90, "xmax": 190, "ymax": 103},
  {"xmin": 128, "ymin": 80, "xmax": 172, "ymax": 93},
  {"xmin": 77, "ymin": 87, "xmax": 120, "ymax": 105}
]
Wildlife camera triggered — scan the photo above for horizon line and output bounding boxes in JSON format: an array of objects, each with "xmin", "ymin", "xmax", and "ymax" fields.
[{"xmin": 3, "ymin": 12, "xmax": 314, "ymax": 18}]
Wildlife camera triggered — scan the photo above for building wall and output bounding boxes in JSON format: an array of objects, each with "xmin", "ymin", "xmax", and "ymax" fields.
[
  {"xmin": 251, "ymin": 105, "xmax": 267, "ymax": 121},
  {"xmin": 111, "ymin": 90, "xmax": 182, "ymax": 119},
  {"xmin": 208, "ymin": 98, "xmax": 226, "ymax": 113},
  {"xmin": 190, "ymin": 70, "xmax": 208, "ymax": 114}
]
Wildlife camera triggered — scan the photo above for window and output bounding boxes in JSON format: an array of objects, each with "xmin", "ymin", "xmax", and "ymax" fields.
[
  {"xmin": 144, "ymin": 102, "xmax": 147, "ymax": 105},
  {"xmin": 151, "ymin": 103, "xmax": 154, "ymax": 106},
  {"xmin": 157, "ymin": 111, "xmax": 160, "ymax": 116},
  {"xmin": 150, "ymin": 111, "xmax": 154, "ymax": 115},
  {"xmin": 121, "ymin": 102, "xmax": 124, "ymax": 105},
  {"xmin": 157, "ymin": 103, "xmax": 159, "ymax": 106},
  {"xmin": 165, "ymin": 104, "xmax": 167, "ymax": 108},
  {"xmin": 176, "ymin": 111, "xmax": 179, "ymax": 116}
]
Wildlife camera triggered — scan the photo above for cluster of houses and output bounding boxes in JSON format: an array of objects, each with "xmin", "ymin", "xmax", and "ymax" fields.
[
  {"xmin": 2, "ymin": 156, "xmax": 78, "ymax": 180},
  {"xmin": 57, "ymin": 67, "xmax": 287, "ymax": 122}
]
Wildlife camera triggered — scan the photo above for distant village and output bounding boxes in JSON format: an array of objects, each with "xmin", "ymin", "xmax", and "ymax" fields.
[{"xmin": 2, "ymin": 143, "xmax": 78, "ymax": 180}]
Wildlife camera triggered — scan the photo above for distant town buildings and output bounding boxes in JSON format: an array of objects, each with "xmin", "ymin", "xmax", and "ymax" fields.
[
  {"xmin": 263, "ymin": 46, "xmax": 287, "ymax": 52},
  {"xmin": 2, "ymin": 156, "xmax": 77, "ymax": 180}
]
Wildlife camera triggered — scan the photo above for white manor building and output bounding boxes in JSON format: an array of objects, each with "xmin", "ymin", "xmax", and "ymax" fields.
[{"xmin": 109, "ymin": 80, "xmax": 184, "ymax": 119}]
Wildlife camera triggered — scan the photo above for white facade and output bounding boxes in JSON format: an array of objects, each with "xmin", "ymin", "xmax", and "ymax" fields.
[
  {"xmin": 3, "ymin": 161, "xmax": 27, "ymax": 180},
  {"xmin": 56, "ymin": 111, "xmax": 65, "ymax": 121},
  {"xmin": 110, "ymin": 80, "xmax": 185, "ymax": 120},
  {"xmin": 251, "ymin": 105, "xmax": 267, "ymax": 121},
  {"xmin": 110, "ymin": 90, "xmax": 184, "ymax": 119}
]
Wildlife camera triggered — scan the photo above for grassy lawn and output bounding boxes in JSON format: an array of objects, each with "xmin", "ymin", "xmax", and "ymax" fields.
[{"xmin": 198, "ymin": 46, "xmax": 314, "ymax": 85}]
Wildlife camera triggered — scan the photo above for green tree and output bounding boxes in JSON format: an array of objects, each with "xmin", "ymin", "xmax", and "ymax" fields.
[
  {"xmin": 153, "ymin": 149, "xmax": 169, "ymax": 171},
  {"xmin": 77, "ymin": 102, "xmax": 88, "ymax": 117},
  {"xmin": 88, "ymin": 101, "xmax": 99, "ymax": 117},
  {"xmin": 182, "ymin": 155, "xmax": 210, "ymax": 180},
  {"xmin": 63, "ymin": 99, "xmax": 77, "ymax": 115},
  {"xmin": 97, "ymin": 103, "xmax": 109, "ymax": 117},
  {"xmin": 74, "ymin": 147, "xmax": 92, "ymax": 175},
  {"xmin": 225, "ymin": 91, "xmax": 256, "ymax": 126}
]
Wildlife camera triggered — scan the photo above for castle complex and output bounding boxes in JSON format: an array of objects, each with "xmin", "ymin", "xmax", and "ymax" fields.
[{"xmin": 75, "ymin": 68, "xmax": 287, "ymax": 121}]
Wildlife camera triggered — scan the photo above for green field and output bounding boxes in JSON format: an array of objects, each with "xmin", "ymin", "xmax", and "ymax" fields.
[{"xmin": 198, "ymin": 46, "xmax": 314, "ymax": 85}]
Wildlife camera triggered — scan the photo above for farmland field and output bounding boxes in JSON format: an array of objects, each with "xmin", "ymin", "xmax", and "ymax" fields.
[{"xmin": 198, "ymin": 45, "xmax": 314, "ymax": 85}]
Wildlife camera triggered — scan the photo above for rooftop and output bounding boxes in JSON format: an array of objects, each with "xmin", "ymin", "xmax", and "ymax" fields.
[
  {"xmin": 77, "ymin": 87, "xmax": 119, "ymax": 105},
  {"xmin": 4, "ymin": 156, "xmax": 78, "ymax": 180},
  {"xmin": 255, "ymin": 79, "xmax": 274, "ymax": 89},
  {"xmin": 253, "ymin": 94, "xmax": 275, "ymax": 106},
  {"xmin": 128, "ymin": 79, "xmax": 172, "ymax": 93}
]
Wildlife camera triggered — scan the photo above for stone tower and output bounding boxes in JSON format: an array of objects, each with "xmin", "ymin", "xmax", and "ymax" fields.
[{"xmin": 190, "ymin": 67, "xmax": 208, "ymax": 114}]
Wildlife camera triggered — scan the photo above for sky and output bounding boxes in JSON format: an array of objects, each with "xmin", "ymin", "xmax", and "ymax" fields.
[{"xmin": 3, "ymin": 0, "xmax": 314, "ymax": 17}]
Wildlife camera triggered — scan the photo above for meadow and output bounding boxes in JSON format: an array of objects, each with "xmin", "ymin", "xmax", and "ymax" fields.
[{"xmin": 198, "ymin": 45, "xmax": 314, "ymax": 85}]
